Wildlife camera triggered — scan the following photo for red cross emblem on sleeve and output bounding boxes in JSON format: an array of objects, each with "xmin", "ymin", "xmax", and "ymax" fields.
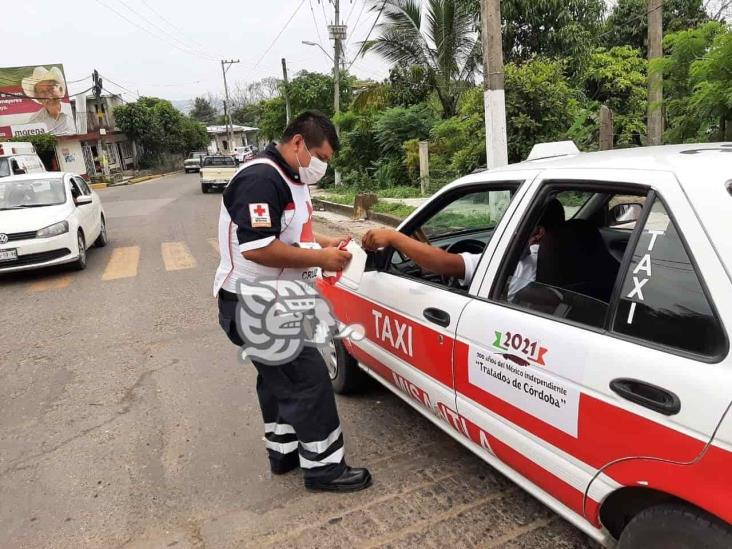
[{"xmin": 249, "ymin": 203, "xmax": 271, "ymax": 228}]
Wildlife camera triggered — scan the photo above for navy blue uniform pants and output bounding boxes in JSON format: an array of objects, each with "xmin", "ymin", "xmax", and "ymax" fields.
[{"xmin": 218, "ymin": 294, "xmax": 346, "ymax": 481}]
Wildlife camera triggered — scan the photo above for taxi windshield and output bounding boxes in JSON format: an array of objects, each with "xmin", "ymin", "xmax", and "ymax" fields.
[{"xmin": 0, "ymin": 177, "xmax": 66, "ymax": 209}]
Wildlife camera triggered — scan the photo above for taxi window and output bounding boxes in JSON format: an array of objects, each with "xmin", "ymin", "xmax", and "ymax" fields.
[
  {"xmin": 612, "ymin": 198, "xmax": 726, "ymax": 357},
  {"xmin": 493, "ymin": 183, "xmax": 648, "ymax": 330}
]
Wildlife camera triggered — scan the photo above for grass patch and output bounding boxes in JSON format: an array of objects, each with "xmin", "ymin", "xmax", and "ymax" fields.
[
  {"xmin": 321, "ymin": 192, "xmax": 355, "ymax": 205},
  {"xmin": 372, "ymin": 201, "xmax": 416, "ymax": 218}
]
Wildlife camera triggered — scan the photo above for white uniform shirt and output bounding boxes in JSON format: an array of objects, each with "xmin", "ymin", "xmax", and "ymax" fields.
[
  {"xmin": 460, "ymin": 244, "xmax": 539, "ymax": 298},
  {"xmin": 213, "ymin": 149, "xmax": 319, "ymax": 297}
]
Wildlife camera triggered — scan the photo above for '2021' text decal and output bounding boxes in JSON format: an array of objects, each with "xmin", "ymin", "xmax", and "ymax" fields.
[{"xmin": 493, "ymin": 330, "xmax": 548, "ymax": 366}]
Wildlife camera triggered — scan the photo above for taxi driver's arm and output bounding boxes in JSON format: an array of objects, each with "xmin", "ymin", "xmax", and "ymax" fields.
[{"xmin": 362, "ymin": 229, "xmax": 466, "ymax": 279}]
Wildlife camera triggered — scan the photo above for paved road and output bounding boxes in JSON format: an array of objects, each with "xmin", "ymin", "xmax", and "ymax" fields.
[{"xmin": 0, "ymin": 172, "xmax": 594, "ymax": 548}]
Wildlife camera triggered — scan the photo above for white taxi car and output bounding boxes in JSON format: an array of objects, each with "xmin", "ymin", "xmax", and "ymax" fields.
[
  {"xmin": 319, "ymin": 143, "xmax": 732, "ymax": 548},
  {"xmin": 0, "ymin": 172, "xmax": 108, "ymax": 273}
]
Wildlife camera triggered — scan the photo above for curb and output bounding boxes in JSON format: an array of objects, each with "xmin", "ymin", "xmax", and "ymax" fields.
[
  {"xmin": 311, "ymin": 198, "xmax": 403, "ymax": 228},
  {"xmin": 90, "ymin": 183, "xmax": 107, "ymax": 190}
]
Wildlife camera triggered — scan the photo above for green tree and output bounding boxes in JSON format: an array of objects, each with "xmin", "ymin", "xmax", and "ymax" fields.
[
  {"xmin": 570, "ymin": 46, "xmax": 648, "ymax": 148},
  {"xmin": 505, "ymin": 60, "xmax": 581, "ymax": 162},
  {"xmin": 114, "ymin": 97, "xmax": 208, "ymax": 159},
  {"xmin": 659, "ymin": 21, "xmax": 732, "ymax": 142},
  {"xmin": 387, "ymin": 64, "xmax": 435, "ymax": 107},
  {"xmin": 189, "ymin": 96, "xmax": 218, "ymax": 124},
  {"xmin": 363, "ymin": 0, "xmax": 481, "ymax": 118},
  {"xmin": 11, "ymin": 133, "xmax": 57, "ymax": 170},
  {"xmin": 499, "ymin": 0, "xmax": 606, "ymax": 64},
  {"xmin": 602, "ymin": 0, "xmax": 708, "ymax": 54}
]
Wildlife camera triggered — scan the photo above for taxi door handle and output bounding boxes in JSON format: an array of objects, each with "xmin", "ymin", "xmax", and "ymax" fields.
[
  {"xmin": 423, "ymin": 308, "xmax": 450, "ymax": 328},
  {"xmin": 610, "ymin": 378, "xmax": 681, "ymax": 416}
]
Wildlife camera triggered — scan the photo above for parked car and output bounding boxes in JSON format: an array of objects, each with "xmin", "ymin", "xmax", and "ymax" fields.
[
  {"xmin": 0, "ymin": 172, "xmax": 108, "ymax": 273},
  {"xmin": 0, "ymin": 142, "xmax": 46, "ymax": 178},
  {"xmin": 319, "ymin": 142, "xmax": 732, "ymax": 548},
  {"xmin": 184, "ymin": 151, "xmax": 207, "ymax": 173},
  {"xmin": 233, "ymin": 145, "xmax": 257, "ymax": 164},
  {"xmin": 200, "ymin": 155, "xmax": 238, "ymax": 193}
]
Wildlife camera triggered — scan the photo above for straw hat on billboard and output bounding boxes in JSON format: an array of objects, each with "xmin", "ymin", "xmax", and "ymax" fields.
[{"xmin": 21, "ymin": 66, "xmax": 66, "ymax": 102}]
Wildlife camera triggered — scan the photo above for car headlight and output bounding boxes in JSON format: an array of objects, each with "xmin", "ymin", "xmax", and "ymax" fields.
[{"xmin": 36, "ymin": 221, "xmax": 69, "ymax": 238}]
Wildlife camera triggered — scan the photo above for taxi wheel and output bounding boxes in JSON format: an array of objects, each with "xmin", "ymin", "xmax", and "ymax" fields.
[
  {"xmin": 325, "ymin": 338, "xmax": 365, "ymax": 395},
  {"xmin": 618, "ymin": 504, "xmax": 732, "ymax": 549},
  {"xmin": 201, "ymin": 184, "xmax": 209, "ymax": 194}
]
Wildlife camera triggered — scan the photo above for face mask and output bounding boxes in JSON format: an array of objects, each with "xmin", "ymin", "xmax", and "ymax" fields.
[{"xmin": 298, "ymin": 143, "xmax": 328, "ymax": 185}]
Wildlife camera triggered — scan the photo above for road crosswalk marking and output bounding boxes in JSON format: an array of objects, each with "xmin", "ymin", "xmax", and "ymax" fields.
[
  {"xmin": 102, "ymin": 246, "xmax": 140, "ymax": 281},
  {"xmin": 161, "ymin": 241, "xmax": 197, "ymax": 271},
  {"xmin": 27, "ymin": 274, "xmax": 71, "ymax": 293}
]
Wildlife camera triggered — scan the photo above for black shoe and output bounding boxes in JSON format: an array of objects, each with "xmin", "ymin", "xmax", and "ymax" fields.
[{"xmin": 304, "ymin": 466, "xmax": 372, "ymax": 492}]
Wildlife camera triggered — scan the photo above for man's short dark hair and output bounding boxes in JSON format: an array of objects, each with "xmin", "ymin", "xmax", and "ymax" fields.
[{"xmin": 282, "ymin": 110, "xmax": 340, "ymax": 153}]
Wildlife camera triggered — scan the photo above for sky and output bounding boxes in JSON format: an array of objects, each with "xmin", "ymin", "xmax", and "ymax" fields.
[{"xmin": 4, "ymin": 0, "xmax": 389, "ymax": 105}]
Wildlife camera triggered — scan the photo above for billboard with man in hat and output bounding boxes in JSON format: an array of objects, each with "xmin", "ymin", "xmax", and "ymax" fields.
[{"xmin": 0, "ymin": 64, "xmax": 76, "ymax": 138}]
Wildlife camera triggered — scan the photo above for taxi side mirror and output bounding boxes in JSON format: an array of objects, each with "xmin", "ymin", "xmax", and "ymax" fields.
[{"xmin": 609, "ymin": 203, "xmax": 642, "ymax": 226}]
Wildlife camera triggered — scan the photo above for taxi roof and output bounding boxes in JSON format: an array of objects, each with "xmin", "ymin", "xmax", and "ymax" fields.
[{"xmin": 482, "ymin": 143, "xmax": 730, "ymax": 180}]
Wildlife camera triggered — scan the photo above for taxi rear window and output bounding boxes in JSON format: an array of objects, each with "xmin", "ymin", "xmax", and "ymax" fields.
[{"xmin": 203, "ymin": 157, "xmax": 236, "ymax": 167}]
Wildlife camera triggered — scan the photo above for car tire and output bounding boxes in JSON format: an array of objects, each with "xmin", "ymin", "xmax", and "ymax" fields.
[
  {"xmin": 94, "ymin": 216, "xmax": 108, "ymax": 248},
  {"xmin": 201, "ymin": 183, "xmax": 209, "ymax": 193},
  {"xmin": 73, "ymin": 232, "xmax": 87, "ymax": 271},
  {"xmin": 617, "ymin": 504, "xmax": 732, "ymax": 549},
  {"xmin": 324, "ymin": 338, "xmax": 366, "ymax": 394}
]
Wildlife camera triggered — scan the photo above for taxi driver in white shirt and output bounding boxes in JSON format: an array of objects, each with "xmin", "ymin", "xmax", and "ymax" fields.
[{"xmin": 362, "ymin": 199, "xmax": 565, "ymax": 298}]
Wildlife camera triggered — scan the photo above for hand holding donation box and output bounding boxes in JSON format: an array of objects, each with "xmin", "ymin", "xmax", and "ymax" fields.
[{"xmin": 322, "ymin": 239, "xmax": 367, "ymax": 290}]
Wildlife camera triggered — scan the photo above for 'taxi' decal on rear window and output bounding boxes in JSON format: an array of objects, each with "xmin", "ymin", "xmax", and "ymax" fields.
[{"xmin": 493, "ymin": 330, "xmax": 548, "ymax": 366}]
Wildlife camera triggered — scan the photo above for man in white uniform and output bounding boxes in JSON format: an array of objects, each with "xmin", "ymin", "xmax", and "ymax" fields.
[{"xmin": 362, "ymin": 199, "xmax": 565, "ymax": 294}]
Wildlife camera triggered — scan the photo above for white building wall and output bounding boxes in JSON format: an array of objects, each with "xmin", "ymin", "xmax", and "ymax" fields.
[{"xmin": 56, "ymin": 138, "xmax": 87, "ymax": 175}]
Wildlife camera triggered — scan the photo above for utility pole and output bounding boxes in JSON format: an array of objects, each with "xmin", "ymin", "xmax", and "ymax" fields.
[
  {"xmin": 220, "ymin": 59, "xmax": 239, "ymax": 153},
  {"xmin": 647, "ymin": 0, "xmax": 664, "ymax": 146},
  {"xmin": 328, "ymin": 0, "xmax": 346, "ymax": 185},
  {"xmin": 92, "ymin": 70, "xmax": 110, "ymax": 177},
  {"xmin": 480, "ymin": 0, "xmax": 508, "ymax": 168},
  {"xmin": 281, "ymin": 58, "xmax": 292, "ymax": 124}
]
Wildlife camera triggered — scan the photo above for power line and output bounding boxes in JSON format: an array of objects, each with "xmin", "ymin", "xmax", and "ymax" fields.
[
  {"xmin": 309, "ymin": 0, "xmax": 324, "ymax": 44},
  {"xmin": 345, "ymin": 0, "xmax": 367, "ymax": 48},
  {"xmin": 99, "ymin": 74, "xmax": 140, "ymax": 98},
  {"xmin": 93, "ymin": 0, "xmax": 215, "ymax": 62},
  {"xmin": 321, "ymin": 0, "xmax": 330, "ymax": 25},
  {"xmin": 112, "ymin": 0, "xmax": 217, "ymax": 61},
  {"xmin": 252, "ymin": 0, "xmax": 307, "ymax": 70},
  {"xmin": 138, "ymin": 0, "xmax": 223, "ymax": 59},
  {"xmin": 347, "ymin": 0, "xmax": 387, "ymax": 71}
]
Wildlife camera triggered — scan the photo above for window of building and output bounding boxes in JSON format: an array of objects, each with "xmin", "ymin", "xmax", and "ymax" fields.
[{"xmin": 612, "ymin": 198, "xmax": 725, "ymax": 357}]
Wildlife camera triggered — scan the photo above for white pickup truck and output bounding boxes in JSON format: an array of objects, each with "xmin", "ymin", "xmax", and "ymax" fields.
[{"xmin": 200, "ymin": 155, "xmax": 237, "ymax": 193}]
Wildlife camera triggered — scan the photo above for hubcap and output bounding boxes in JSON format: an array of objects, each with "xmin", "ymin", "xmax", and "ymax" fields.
[{"xmin": 78, "ymin": 235, "xmax": 86, "ymax": 263}]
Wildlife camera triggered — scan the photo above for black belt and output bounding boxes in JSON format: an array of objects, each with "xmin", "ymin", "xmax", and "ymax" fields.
[{"xmin": 219, "ymin": 289, "xmax": 238, "ymax": 302}]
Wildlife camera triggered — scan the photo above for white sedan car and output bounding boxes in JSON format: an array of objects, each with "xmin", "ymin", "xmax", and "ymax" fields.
[{"xmin": 0, "ymin": 172, "xmax": 108, "ymax": 273}]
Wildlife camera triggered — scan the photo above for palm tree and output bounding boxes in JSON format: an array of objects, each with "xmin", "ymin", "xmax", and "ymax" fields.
[{"xmin": 363, "ymin": 0, "xmax": 481, "ymax": 118}]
